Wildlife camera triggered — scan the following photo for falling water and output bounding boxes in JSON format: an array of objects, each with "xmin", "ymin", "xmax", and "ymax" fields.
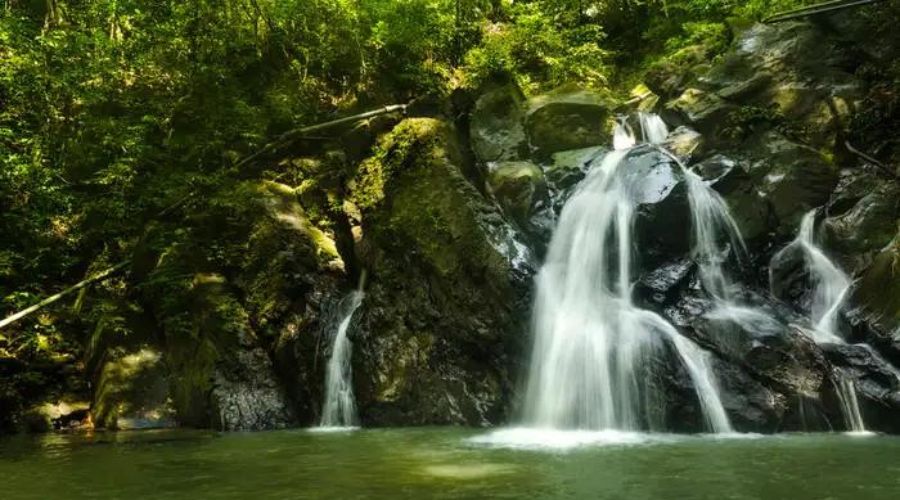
[
  {"xmin": 613, "ymin": 116, "xmax": 636, "ymax": 150},
  {"xmin": 639, "ymin": 112, "xmax": 669, "ymax": 145},
  {"xmin": 522, "ymin": 145, "xmax": 731, "ymax": 432},
  {"xmin": 320, "ymin": 273, "xmax": 366, "ymax": 428},
  {"xmin": 681, "ymin": 166, "xmax": 748, "ymax": 303},
  {"xmin": 834, "ymin": 373, "xmax": 866, "ymax": 432},
  {"xmin": 772, "ymin": 211, "xmax": 865, "ymax": 431}
]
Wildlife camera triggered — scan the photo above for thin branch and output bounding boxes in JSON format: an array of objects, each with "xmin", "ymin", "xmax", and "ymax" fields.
[{"xmin": 0, "ymin": 261, "xmax": 131, "ymax": 331}]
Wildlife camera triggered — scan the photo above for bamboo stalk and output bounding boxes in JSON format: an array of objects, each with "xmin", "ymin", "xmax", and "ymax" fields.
[
  {"xmin": 233, "ymin": 104, "xmax": 407, "ymax": 171},
  {"xmin": 764, "ymin": 0, "xmax": 886, "ymax": 24},
  {"xmin": 0, "ymin": 261, "xmax": 131, "ymax": 331},
  {"xmin": 845, "ymin": 141, "xmax": 898, "ymax": 179}
]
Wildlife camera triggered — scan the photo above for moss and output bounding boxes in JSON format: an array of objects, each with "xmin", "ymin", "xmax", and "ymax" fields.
[
  {"xmin": 92, "ymin": 347, "xmax": 173, "ymax": 429},
  {"xmin": 855, "ymin": 231, "xmax": 900, "ymax": 332},
  {"xmin": 349, "ymin": 118, "xmax": 447, "ymax": 211}
]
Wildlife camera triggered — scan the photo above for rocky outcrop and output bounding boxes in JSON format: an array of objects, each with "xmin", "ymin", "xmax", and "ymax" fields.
[
  {"xmin": 348, "ymin": 118, "xmax": 534, "ymax": 425},
  {"xmin": 133, "ymin": 181, "xmax": 346, "ymax": 430}
]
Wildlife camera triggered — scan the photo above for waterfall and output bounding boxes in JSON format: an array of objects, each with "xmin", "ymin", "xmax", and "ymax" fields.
[
  {"xmin": 613, "ymin": 116, "xmax": 636, "ymax": 150},
  {"xmin": 521, "ymin": 132, "xmax": 731, "ymax": 432},
  {"xmin": 771, "ymin": 210, "xmax": 865, "ymax": 431},
  {"xmin": 682, "ymin": 167, "xmax": 748, "ymax": 303},
  {"xmin": 639, "ymin": 112, "xmax": 669, "ymax": 145},
  {"xmin": 320, "ymin": 273, "xmax": 366, "ymax": 428},
  {"xmin": 834, "ymin": 373, "xmax": 866, "ymax": 432}
]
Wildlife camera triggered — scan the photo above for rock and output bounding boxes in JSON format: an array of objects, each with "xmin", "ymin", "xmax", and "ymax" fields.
[
  {"xmin": 672, "ymin": 288, "xmax": 831, "ymax": 399},
  {"xmin": 712, "ymin": 358, "xmax": 787, "ymax": 433},
  {"xmin": 348, "ymin": 118, "xmax": 534, "ymax": 425},
  {"xmin": 748, "ymin": 132, "xmax": 839, "ymax": 236},
  {"xmin": 525, "ymin": 86, "xmax": 613, "ymax": 155},
  {"xmin": 469, "ymin": 81, "xmax": 529, "ymax": 163},
  {"xmin": 822, "ymin": 343, "xmax": 900, "ymax": 433},
  {"xmin": 91, "ymin": 347, "xmax": 175, "ymax": 430},
  {"xmin": 138, "ymin": 181, "xmax": 348, "ymax": 430},
  {"xmin": 850, "ymin": 231, "xmax": 900, "ymax": 364},
  {"xmin": 699, "ymin": 22, "xmax": 863, "ymax": 150},
  {"xmin": 486, "ymin": 161, "xmax": 549, "ymax": 228},
  {"xmin": 666, "ymin": 88, "xmax": 735, "ymax": 137},
  {"xmin": 663, "ymin": 126, "xmax": 704, "ymax": 162},
  {"xmin": 823, "ymin": 183, "xmax": 900, "ymax": 264},
  {"xmin": 543, "ymin": 146, "xmax": 606, "ymax": 210},
  {"xmin": 620, "ymin": 146, "xmax": 691, "ymax": 268},
  {"xmin": 636, "ymin": 258, "xmax": 694, "ymax": 306}
]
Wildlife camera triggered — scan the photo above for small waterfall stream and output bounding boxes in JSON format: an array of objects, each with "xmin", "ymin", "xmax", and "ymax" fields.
[
  {"xmin": 613, "ymin": 116, "xmax": 636, "ymax": 150},
  {"xmin": 521, "ymin": 116, "xmax": 732, "ymax": 434},
  {"xmin": 639, "ymin": 112, "xmax": 669, "ymax": 145},
  {"xmin": 319, "ymin": 273, "xmax": 366, "ymax": 429},
  {"xmin": 771, "ymin": 211, "xmax": 865, "ymax": 432}
]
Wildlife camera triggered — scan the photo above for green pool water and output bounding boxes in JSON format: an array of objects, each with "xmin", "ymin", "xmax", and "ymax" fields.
[{"xmin": 2, "ymin": 428, "xmax": 899, "ymax": 499}]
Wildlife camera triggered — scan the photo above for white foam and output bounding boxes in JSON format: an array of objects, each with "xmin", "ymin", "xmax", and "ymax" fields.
[
  {"xmin": 308, "ymin": 426, "xmax": 360, "ymax": 433},
  {"xmin": 466, "ymin": 428, "xmax": 675, "ymax": 450}
]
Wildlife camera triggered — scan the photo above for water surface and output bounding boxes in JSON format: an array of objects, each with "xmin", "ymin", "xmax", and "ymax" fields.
[{"xmin": 2, "ymin": 428, "xmax": 899, "ymax": 499}]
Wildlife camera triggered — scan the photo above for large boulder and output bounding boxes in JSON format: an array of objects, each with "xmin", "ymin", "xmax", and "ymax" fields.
[
  {"xmin": 823, "ymin": 183, "xmax": 900, "ymax": 266},
  {"xmin": 525, "ymin": 87, "xmax": 613, "ymax": 155},
  {"xmin": 850, "ymin": 230, "xmax": 900, "ymax": 365},
  {"xmin": 91, "ymin": 346, "xmax": 174, "ymax": 430},
  {"xmin": 486, "ymin": 160, "xmax": 551, "ymax": 237},
  {"xmin": 622, "ymin": 146, "xmax": 692, "ymax": 268},
  {"xmin": 469, "ymin": 82, "xmax": 529, "ymax": 163},
  {"xmin": 348, "ymin": 118, "xmax": 535, "ymax": 425},
  {"xmin": 736, "ymin": 132, "xmax": 839, "ymax": 238}
]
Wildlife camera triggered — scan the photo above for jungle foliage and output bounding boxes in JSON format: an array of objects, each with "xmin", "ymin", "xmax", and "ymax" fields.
[{"xmin": 1, "ymin": 0, "xmax": 815, "ymax": 428}]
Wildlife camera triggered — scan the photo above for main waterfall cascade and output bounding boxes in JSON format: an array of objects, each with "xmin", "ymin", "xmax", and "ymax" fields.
[
  {"xmin": 319, "ymin": 273, "xmax": 366, "ymax": 429},
  {"xmin": 475, "ymin": 112, "xmax": 893, "ymax": 448},
  {"xmin": 771, "ymin": 211, "xmax": 866, "ymax": 432},
  {"xmin": 520, "ymin": 113, "xmax": 732, "ymax": 434}
]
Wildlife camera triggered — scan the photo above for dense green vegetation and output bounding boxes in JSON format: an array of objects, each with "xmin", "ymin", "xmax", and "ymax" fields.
[{"xmin": 0, "ymin": 0, "xmax": 836, "ymax": 430}]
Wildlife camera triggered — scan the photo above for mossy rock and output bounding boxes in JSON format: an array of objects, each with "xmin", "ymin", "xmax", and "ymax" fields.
[
  {"xmin": 853, "ymin": 230, "xmax": 900, "ymax": 344},
  {"xmin": 486, "ymin": 161, "xmax": 548, "ymax": 227},
  {"xmin": 470, "ymin": 81, "xmax": 529, "ymax": 163},
  {"xmin": 348, "ymin": 118, "xmax": 534, "ymax": 425},
  {"xmin": 92, "ymin": 347, "xmax": 174, "ymax": 430},
  {"xmin": 525, "ymin": 86, "xmax": 614, "ymax": 155},
  {"xmin": 824, "ymin": 184, "xmax": 900, "ymax": 260},
  {"xmin": 137, "ymin": 180, "xmax": 346, "ymax": 430},
  {"xmin": 744, "ymin": 132, "xmax": 839, "ymax": 236}
]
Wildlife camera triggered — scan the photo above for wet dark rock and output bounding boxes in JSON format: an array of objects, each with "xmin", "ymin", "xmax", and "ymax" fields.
[
  {"xmin": 712, "ymin": 358, "xmax": 786, "ymax": 432},
  {"xmin": 637, "ymin": 258, "xmax": 695, "ymax": 306},
  {"xmin": 823, "ymin": 183, "xmax": 900, "ymax": 266},
  {"xmin": 694, "ymin": 155, "xmax": 747, "ymax": 194},
  {"xmin": 619, "ymin": 146, "xmax": 691, "ymax": 268},
  {"xmin": 469, "ymin": 82, "xmax": 529, "ymax": 163},
  {"xmin": 822, "ymin": 343, "xmax": 900, "ymax": 433}
]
